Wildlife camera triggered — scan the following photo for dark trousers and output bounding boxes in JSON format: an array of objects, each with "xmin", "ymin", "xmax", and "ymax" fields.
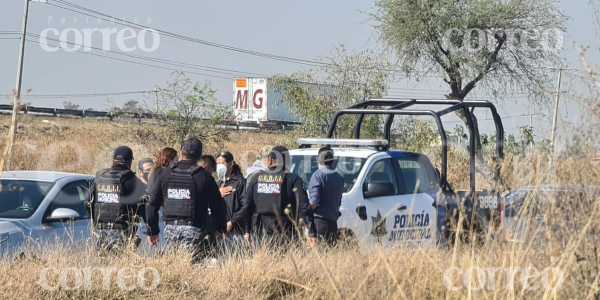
[
  {"xmin": 252, "ymin": 215, "xmax": 297, "ymax": 250},
  {"xmin": 94, "ymin": 225, "xmax": 140, "ymax": 255},
  {"xmin": 314, "ymin": 218, "xmax": 338, "ymax": 246},
  {"xmin": 163, "ymin": 225, "xmax": 215, "ymax": 263}
]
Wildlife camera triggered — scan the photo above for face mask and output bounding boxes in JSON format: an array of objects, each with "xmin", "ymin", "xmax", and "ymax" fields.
[
  {"xmin": 216, "ymin": 164, "xmax": 227, "ymax": 180},
  {"xmin": 143, "ymin": 172, "xmax": 149, "ymax": 182}
]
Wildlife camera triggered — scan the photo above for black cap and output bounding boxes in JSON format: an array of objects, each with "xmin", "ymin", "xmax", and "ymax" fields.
[
  {"xmin": 182, "ymin": 137, "xmax": 203, "ymax": 156},
  {"xmin": 268, "ymin": 146, "xmax": 289, "ymax": 164},
  {"xmin": 218, "ymin": 151, "xmax": 234, "ymax": 163},
  {"xmin": 317, "ymin": 147, "xmax": 335, "ymax": 164},
  {"xmin": 113, "ymin": 146, "xmax": 134, "ymax": 162}
]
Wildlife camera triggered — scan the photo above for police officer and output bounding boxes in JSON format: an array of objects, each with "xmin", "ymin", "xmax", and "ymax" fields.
[
  {"xmin": 87, "ymin": 146, "xmax": 148, "ymax": 254},
  {"xmin": 242, "ymin": 146, "xmax": 312, "ymax": 248},
  {"xmin": 146, "ymin": 137, "xmax": 227, "ymax": 262}
]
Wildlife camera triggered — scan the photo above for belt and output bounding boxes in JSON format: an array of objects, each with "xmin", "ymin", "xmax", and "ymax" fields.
[{"xmin": 165, "ymin": 220, "xmax": 196, "ymax": 226}]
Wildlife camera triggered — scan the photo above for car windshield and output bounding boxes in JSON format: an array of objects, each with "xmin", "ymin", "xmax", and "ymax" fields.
[
  {"xmin": 0, "ymin": 180, "xmax": 53, "ymax": 219},
  {"xmin": 290, "ymin": 155, "xmax": 366, "ymax": 193}
]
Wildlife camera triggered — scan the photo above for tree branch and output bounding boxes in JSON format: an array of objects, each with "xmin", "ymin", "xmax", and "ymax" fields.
[{"xmin": 460, "ymin": 32, "xmax": 506, "ymax": 98}]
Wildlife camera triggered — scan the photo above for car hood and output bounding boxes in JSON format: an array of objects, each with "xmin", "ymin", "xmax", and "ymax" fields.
[{"xmin": 0, "ymin": 219, "xmax": 27, "ymax": 235}]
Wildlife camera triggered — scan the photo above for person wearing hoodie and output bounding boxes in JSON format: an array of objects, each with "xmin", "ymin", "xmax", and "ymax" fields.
[
  {"xmin": 216, "ymin": 151, "xmax": 247, "ymax": 243},
  {"xmin": 245, "ymin": 145, "xmax": 272, "ymax": 189}
]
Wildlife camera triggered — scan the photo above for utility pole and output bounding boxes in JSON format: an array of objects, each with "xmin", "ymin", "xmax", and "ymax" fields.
[
  {"xmin": 550, "ymin": 65, "xmax": 563, "ymax": 155},
  {"xmin": 6, "ymin": 0, "xmax": 30, "ymax": 166}
]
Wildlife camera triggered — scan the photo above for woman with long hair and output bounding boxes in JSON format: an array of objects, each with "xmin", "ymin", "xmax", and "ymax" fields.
[
  {"xmin": 216, "ymin": 151, "xmax": 246, "ymax": 239},
  {"xmin": 148, "ymin": 147, "xmax": 179, "ymax": 191}
]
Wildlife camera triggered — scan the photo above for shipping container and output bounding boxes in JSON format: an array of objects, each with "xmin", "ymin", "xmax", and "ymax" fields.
[{"xmin": 232, "ymin": 77, "xmax": 299, "ymax": 125}]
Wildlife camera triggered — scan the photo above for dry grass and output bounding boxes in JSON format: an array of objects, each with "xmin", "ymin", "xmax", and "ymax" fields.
[
  {"xmin": 0, "ymin": 114, "xmax": 599, "ymax": 299},
  {"xmin": 0, "ymin": 114, "xmax": 285, "ymax": 174},
  {"xmin": 0, "ymin": 215, "xmax": 595, "ymax": 300}
]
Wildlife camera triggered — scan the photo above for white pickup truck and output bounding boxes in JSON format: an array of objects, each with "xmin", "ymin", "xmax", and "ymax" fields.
[
  {"xmin": 287, "ymin": 98, "xmax": 506, "ymax": 248},
  {"xmin": 289, "ymin": 139, "xmax": 444, "ymax": 247}
]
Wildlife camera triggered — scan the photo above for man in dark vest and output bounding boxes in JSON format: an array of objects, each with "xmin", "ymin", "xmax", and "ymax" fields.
[
  {"xmin": 87, "ymin": 146, "xmax": 148, "ymax": 255},
  {"xmin": 146, "ymin": 137, "xmax": 227, "ymax": 262},
  {"xmin": 242, "ymin": 146, "xmax": 312, "ymax": 249}
]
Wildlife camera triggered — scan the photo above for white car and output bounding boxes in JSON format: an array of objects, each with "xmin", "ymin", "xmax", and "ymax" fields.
[
  {"xmin": 0, "ymin": 171, "xmax": 94, "ymax": 255},
  {"xmin": 289, "ymin": 139, "xmax": 443, "ymax": 248}
]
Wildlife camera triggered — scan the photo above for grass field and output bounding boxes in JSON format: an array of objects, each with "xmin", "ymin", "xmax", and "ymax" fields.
[
  {"xmin": 0, "ymin": 114, "xmax": 599, "ymax": 299},
  {"xmin": 0, "ymin": 114, "xmax": 286, "ymax": 175}
]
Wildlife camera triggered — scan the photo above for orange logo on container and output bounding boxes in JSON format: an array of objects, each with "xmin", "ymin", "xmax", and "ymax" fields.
[{"xmin": 235, "ymin": 78, "xmax": 247, "ymax": 88}]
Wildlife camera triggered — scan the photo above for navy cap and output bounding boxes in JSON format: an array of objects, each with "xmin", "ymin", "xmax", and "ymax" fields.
[
  {"xmin": 182, "ymin": 137, "xmax": 203, "ymax": 156},
  {"xmin": 113, "ymin": 146, "xmax": 134, "ymax": 162}
]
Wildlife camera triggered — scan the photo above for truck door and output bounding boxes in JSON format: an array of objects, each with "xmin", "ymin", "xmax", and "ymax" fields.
[
  {"xmin": 389, "ymin": 157, "xmax": 437, "ymax": 247},
  {"xmin": 359, "ymin": 158, "xmax": 414, "ymax": 247}
]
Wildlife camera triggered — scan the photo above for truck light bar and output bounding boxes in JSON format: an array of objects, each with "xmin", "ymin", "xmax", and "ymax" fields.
[{"xmin": 297, "ymin": 138, "xmax": 389, "ymax": 147}]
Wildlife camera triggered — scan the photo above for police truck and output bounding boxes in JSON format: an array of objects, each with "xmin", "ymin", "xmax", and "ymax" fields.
[{"xmin": 288, "ymin": 99, "xmax": 504, "ymax": 248}]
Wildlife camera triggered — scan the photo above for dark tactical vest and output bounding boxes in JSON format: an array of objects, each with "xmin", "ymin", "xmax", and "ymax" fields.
[
  {"xmin": 163, "ymin": 164, "xmax": 201, "ymax": 220},
  {"xmin": 256, "ymin": 169, "xmax": 287, "ymax": 216},
  {"xmin": 94, "ymin": 168, "xmax": 133, "ymax": 224}
]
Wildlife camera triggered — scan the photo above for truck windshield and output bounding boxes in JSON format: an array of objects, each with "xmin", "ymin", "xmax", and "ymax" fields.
[
  {"xmin": 0, "ymin": 180, "xmax": 53, "ymax": 219},
  {"xmin": 290, "ymin": 155, "xmax": 366, "ymax": 193}
]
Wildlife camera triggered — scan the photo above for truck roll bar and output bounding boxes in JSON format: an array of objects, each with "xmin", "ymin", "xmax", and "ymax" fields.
[{"xmin": 325, "ymin": 99, "xmax": 504, "ymax": 193}]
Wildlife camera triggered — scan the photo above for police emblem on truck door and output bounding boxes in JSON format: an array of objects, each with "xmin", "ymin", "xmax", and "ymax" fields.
[{"xmin": 370, "ymin": 210, "xmax": 387, "ymax": 243}]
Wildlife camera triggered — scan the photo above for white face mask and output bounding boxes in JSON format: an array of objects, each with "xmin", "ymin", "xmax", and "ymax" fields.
[{"xmin": 216, "ymin": 163, "xmax": 227, "ymax": 180}]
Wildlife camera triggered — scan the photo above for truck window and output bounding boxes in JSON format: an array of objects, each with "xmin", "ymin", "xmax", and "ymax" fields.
[
  {"xmin": 364, "ymin": 159, "xmax": 399, "ymax": 195},
  {"xmin": 396, "ymin": 159, "xmax": 432, "ymax": 194},
  {"xmin": 289, "ymin": 155, "xmax": 366, "ymax": 193}
]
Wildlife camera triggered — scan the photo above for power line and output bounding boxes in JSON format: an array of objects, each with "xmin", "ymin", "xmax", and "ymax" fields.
[
  {"xmin": 26, "ymin": 32, "xmax": 270, "ymax": 77},
  {"xmin": 49, "ymin": 0, "xmax": 328, "ymax": 67},
  {"xmin": 27, "ymin": 38, "xmax": 235, "ymax": 81}
]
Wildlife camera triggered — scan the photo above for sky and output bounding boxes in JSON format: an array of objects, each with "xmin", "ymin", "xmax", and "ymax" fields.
[{"xmin": 0, "ymin": 0, "xmax": 599, "ymax": 144}]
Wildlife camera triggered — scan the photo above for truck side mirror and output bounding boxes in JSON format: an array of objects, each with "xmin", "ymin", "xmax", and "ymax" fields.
[{"xmin": 364, "ymin": 182, "xmax": 395, "ymax": 198}]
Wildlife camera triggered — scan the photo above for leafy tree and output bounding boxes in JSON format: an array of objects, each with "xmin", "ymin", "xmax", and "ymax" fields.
[
  {"xmin": 154, "ymin": 71, "xmax": 233, "ymax": 146},
  {"xmin": 402, "ymin": 120, "xmax": 440, "ymax": 152},
  {"xmin": 272, "ymin": 45, "xmax": 392, "ymax": 138},
  {"xmin": 63, "ymin": 101, "xmax": 79, "ymax": 110},
  {"xmin": 372, "ymin": 0, "xmax": 568, "ymax": 162}
]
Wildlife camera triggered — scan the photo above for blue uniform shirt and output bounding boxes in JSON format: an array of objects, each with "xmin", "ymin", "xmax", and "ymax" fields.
[{"xmin": 308, "ymin": 166, "xmax": 344, "ymax": 221}]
